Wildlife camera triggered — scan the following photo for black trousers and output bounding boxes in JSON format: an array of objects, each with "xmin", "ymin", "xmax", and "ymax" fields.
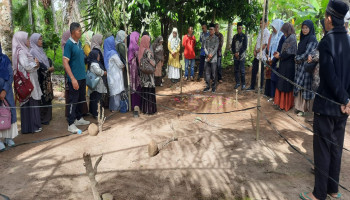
[
  {"xmin": 205, "ymin": 61, "xmax": 217, "ymax": 89},
  {"xmin": 217, "ymin": 56, "xmax": 222, "ymax": 81},
  {"xmin": 250, "ymin": 58, "xmax": 264, "ymax": 89},
  {"xmin": 199, "ymin": 55, "xmax": 206, "ymax": 78},
  {"xmin": 89, "ymin": 91, "xmax": 102, "ymax": 117},
  {"xmin": 67, "ymin": 79, "xmax": 86, "ymax": 126},
  {"xmin": 313, "ymin": 113, "xmax": 348, "ymax": 200},
  {"xmin": 234, "ymin": 58, "xmax": 246, "ymax": 85}
]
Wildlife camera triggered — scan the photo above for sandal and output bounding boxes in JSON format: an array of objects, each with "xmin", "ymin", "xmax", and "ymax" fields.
[
  {"xmin": 299, "ymin": 192, "xmax": 315, "ymax": 200},
  {"xmin": 328, "ymin": 193, "xmax": 341, "ymax": 199}
]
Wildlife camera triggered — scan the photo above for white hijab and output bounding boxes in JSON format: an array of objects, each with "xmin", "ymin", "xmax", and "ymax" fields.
[{"xmin": 168, "ymin": 28, "xmax": 180, "ymax": 52}]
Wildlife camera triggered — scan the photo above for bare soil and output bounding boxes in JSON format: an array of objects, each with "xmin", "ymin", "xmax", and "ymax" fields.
[{"xmin": 0, "ymin": 67, "xmax": 349, "ymax": 200}]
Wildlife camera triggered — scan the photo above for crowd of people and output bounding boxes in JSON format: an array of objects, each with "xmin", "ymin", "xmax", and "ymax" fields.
[{"xmin": 1, "ymin": 0, "xmax": 350, "ymax": 199}]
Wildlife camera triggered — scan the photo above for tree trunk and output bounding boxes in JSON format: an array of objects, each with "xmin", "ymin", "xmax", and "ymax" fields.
[
  {"xmin": 225, "ymin": 20, "xmax": 233, "ymax": 53},
  {"xmin": 211, "ymin": 9, "xmax": 216, "ymax": 23},
  {"xmin": 0, "ymin": 0, "xmax": 14, "ymax": 57},
  {"xmin": 28, "ymin": 0, "xmax": 34, "ymax": 32},
  {"xmin": 51, "ymin": 0, "xmax": 58, "ymax": 33}
]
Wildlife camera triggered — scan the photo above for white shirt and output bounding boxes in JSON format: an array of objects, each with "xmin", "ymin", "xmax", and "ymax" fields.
[
  {"xmin": 255, "ymin": 28, "xmax": 270, "ymax": 61},
  {"xmin": 18, "ymin": 50, "xmax": 43, "ymax": 101},
  {"xmin": 107, "ymin": 54, "xmax": 125, "ymax": 96}
]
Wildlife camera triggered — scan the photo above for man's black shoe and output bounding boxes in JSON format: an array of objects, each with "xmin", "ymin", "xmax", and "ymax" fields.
[
  {"xmin": 203, "ymin": 87, "xmax": 210, "ymax": 92},
  {"xmin": 234, "ymin": 84, "xmax": 241, "ymax": 89},
  {"xmin": 246, "ymin": 86, "xmax": 255, "ymax": 91}
]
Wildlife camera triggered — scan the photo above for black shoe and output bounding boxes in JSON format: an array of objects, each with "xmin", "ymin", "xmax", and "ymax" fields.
[
  {"xmin": 171, "ymin": 79, "xmax": 175, "ymax": 83},
  {"xmin": 41, "ymin": 122, "xmax": 50, "ymax": 125},
  {"xmin": 203, "ymin": 87, "xmax": 210, "ymax": 92},
  {"xmin": 234, "ymin": 84, "xmax": 241, "ymax": 89},
  {"xmin": 246, "ymin": 86, "xmax": 255, "ymax": 91},
  {"xmin": 212, "ymin": 88, "xmax": 216, "ymax": 93},
  {"xmin": 241, "ymin": 85, "xmax": 246, "ymax": 90}
]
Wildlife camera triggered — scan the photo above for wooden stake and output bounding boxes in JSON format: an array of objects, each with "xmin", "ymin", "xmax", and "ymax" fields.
[
  {"xmin": 180, "ymin": 65, "xmax": 183, "ymax": 95},
  {"xmin": 122, "ymin": 0, "xmax": 132, "ymax": 111},
  {"xmin": 97, "ymin": 102, "xmax": 106, "ymax": 134},
  {"xmin": 83, "ymin": 153, "xmax": 103, "ymax": 200},
  {"xmin": 257, "ymin": 0, "xmax": 268, "ymax": 141},
  {"xmin": 235, "ymin": 89, "xmax": 238, "ymax": 109}
]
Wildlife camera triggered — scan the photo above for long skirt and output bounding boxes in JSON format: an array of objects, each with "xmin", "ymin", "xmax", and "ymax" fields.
[
  {"xmin": 40, "ymin": 101, "xmax": 52, "ymax": 125},
  {"xmin": 168, "ymin": 66, "xmax": 180, "ymax": 79},
  {"xmin": 141, "ymin": 87, "xmax": 157, "ymax": 114},
  {"xmin": 0, "ymin": 123, "xmax": 18, "ymax": 139},
  {"xmin": 294, "ymin": 91, "xmax": 313, "ymax": 112},
  {"xmin": 131, "ymin": 86, "xmax": 142, "ymax": 111},
  {"xmin": 21, "ymin": 98, "xmax": 42, "ymax": 134},
  {"xmin": 274, "ymin": 89, "xmax": 294, "ymax": 111},
  {"xmin": 264, "ymin": 79, "xmax": 271, "ymax": 97},
  {"xmin": 109, "ymin": 94, "xmax": 121, "ymax": 112}
]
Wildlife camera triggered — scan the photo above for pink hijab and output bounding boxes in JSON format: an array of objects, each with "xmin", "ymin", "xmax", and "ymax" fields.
[
  {"xmin": 12, "ymin": 31, "xmax": 34, "ymax": 71},
  {"xmin": 138, "ymin": 35, "xmax": 151, "ymax": 63},
  {"xmin": 61, "ymin": 30, "xmax": 71, "ymax": 52},
  {"xmin": 128, "ymin": 31, "xmax": 140, "ymax": 63}
]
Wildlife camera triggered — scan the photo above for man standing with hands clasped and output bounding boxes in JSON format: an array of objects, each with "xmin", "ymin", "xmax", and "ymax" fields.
[
  {"xmin": 203, "ymin": 23, "xmax": 219, "ymax": 93},
  {"xmin": 63, "ymin": 22, "xmax": 91, "ymax": 134},
  {"xmin": 232, "ymin": 22, "xmax": 248, "ymax": 90},
  {"xmin": 300, "ymin": 1, "xmax": 350, "ymax": 200}
]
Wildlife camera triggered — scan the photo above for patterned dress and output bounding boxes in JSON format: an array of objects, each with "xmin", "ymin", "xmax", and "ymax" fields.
[{"xmin": 140, "ymin": 49, "xmax": 157, "ymax": 114}]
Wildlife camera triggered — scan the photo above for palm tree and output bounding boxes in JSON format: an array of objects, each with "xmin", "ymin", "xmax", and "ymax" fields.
[{"xmin": 0, "ymin": 0, "xmax": 14, "ymax": 57}]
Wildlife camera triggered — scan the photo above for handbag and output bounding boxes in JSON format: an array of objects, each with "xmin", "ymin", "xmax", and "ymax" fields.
[
  {"xmin": 86, "ymin": 70, "xmax": 101, "ymax": 90},
  {"xmin": 119, "ymin": 91, "xmax": 129, "ymax": 113},
  {"xmin": 14, "ymin": 49, "xmax": 34, "ymax": 102},
  {"xmin": 139, "ymin": 50, "xmax": 156, "ymax": 75},
  {"xmin": 0, "ymin": 100, "xmax": 11, "ymax": 131}
]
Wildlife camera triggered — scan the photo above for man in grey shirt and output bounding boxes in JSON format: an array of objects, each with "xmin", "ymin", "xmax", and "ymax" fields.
[{"xmin": 203, "ymin": 23, "xmax": 219, "ymax": 93}]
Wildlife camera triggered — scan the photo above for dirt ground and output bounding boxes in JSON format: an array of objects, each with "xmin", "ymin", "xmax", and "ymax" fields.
[{"xmin": 0, "ymin": 67, "xmax": 349, "ymax": 200}]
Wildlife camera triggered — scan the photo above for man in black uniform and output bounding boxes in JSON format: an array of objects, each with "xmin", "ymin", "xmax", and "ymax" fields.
[
  {"xmin": 231, "ymin": 22, "xmax": 248, "ymax": 90},
  {"xmin": 300, "ymin": 1, "xmax": 350, "ymax": 200}
]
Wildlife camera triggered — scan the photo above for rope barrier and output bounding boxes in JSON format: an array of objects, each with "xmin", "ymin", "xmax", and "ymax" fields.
[
  {"xmin": 258, "ymin": 107, "xmax": 350, "ymax": 193},
  {"xmin": 263, "ymin": 61, "xmax": 343, "ymax": 106},
  {"xmin": 131, "ymin": 89, "xmax": 258, "ymax": 115},
  {"xmin": 281, "ymin": 110, "xmax": 350, "ymax": 153}
]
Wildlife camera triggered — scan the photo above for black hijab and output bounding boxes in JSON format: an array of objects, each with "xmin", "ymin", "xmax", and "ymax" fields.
[
  {"xmin": 297, "ymin": 20, "xmax": 318, "ymax": 55},
  {"xmin": 0, "ymin": 44, "xmax": 11, "ymax": 81},
  {"xmin": 87, "ymin": 49, "xmax": 101, "ymax": 70}
]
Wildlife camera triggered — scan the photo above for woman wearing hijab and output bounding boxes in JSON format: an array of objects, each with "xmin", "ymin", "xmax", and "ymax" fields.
[
  {"xmin": 87, "ymin": 49, "xmax": 107, "ymax": 118},
  {"xmin": 30, "ymin": 33, "xmax": 54, "ymax": 125},
  {"xmin": 0, "ymin": 43, "xmax": 18, "ymax": 150},
  {"xmin": 83, "ymin": 31, "xmax": 93, "ymax": 114},
  {"xmin": 115, "ymin": 30, "xmax": 128, "ymax": 89},
  {"xmin": 294, "ymin": 20, "xmax": 318, "ymax": 116},
  {"xmin": 151, "ymin": 36, "xmax": 164, "ymax": 87},
  {"xmin": 83, "ymin": 31, "xmax": 94, "ymax": 57},
  {"xmin": 128, "ymin": 31, "xmax": 141, "ymax": 110},
  {"xmin": 168, "ymin": 28, "xmax": 181, "ymax": 83},
  {"xmin": 273, "ymin": 23, "xmax": 298, "ymax": 111},
  {"xmin": 139, "ymin": 35, "xmax": 157, "ymax": 114},
  {"xmin": 12, "ymin": 31, "xmax": 42, "ymax": 134},
  {"xmin": 265, "ymin": 19, "xmax": 284, "ymax": 101},
  {"xmin": 305, "ymin": 20, "xmax": 327, "ymax": 94},
  {"xmin": 90, "ymin": 34, "xmax": 108, "ymax": 108},
  {"xmin": 104, "ymin": 36, "xmax": 125, "ymax": 112},
  {"xmin": 61, "ymin": 30, "xmax": 71, "ymax": 117}
]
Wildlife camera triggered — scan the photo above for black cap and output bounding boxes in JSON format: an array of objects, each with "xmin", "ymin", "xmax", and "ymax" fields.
[
  {"xmin": 326, "ymin": 0, "xmax": 349, "ymax": 19},
  {"xmin": 237, "ymin": 22, "xmax": 243, "ymax": 27},
  {"xmin": 209, "ymin": 23, "xmax": 215, "ymax": 28}
]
